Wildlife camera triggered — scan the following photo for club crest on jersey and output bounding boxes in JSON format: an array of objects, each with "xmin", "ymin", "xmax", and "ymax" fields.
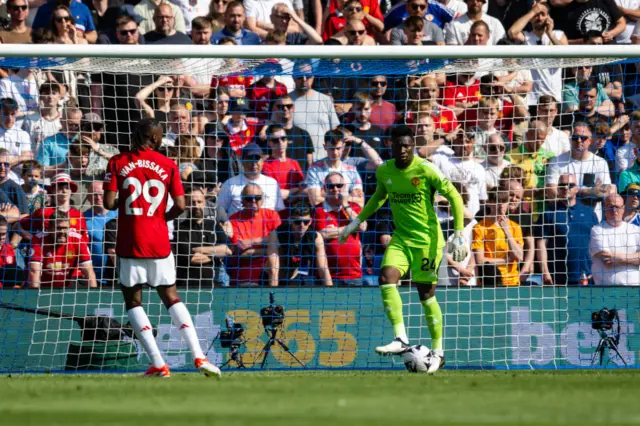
[
  {"xmin": 70, "ymin": 218, "xmax": 77, "ymax": 226},
  {"xmin": 412, "ymin": 177, "xmax": 421, "ymax": 187}
]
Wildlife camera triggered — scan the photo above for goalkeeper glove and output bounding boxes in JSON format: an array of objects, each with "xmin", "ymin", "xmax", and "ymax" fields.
[
  {"xmin": 339, "ymin": 218, "xmax": 362, "ymax": 244},
  {"xmin": 448, "ymin": 230, "xmax": 468, "ymax": 262}
]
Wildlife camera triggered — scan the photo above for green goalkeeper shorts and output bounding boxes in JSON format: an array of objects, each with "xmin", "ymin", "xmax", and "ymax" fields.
[{"xmin": 380, "ymin": 239, "xmax": 443, "ymax": 283}]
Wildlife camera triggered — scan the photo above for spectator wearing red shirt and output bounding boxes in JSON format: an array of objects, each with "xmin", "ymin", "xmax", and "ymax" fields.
[
  {"xmin": 228, "ymin": 183, "xmax": 281, "ymax": 286},
  {"xmin": 20, "ymin": 173, "xmax": 88, "ymax": 242},
  {"xmin": 224, "ymin": 97, "xmax": 261, "ymax": 154},
  {"xmin": 246, "ymin": 72, "xmax": 288, "ymax": 122},
  {"xmin": 262, "ymin": 124, "xmax": 304, "ymax": 202},
  {"xmin": 209, "ymin": 38, "xmax": 255, "ymax": 98},
  {"xmin": 323, "ymin": 0, "xmax": 383, "ymax": 42},
  {"xmin": 27, "ymin": 210, "xmax": 97, "ymax": 289},
  {"xmin": 326, "ymin": 0, "xmax": 383, "ymax": 25},
  {"xmin": 313, "ymin": 172, "xmax": 366, "ymax": 286},
  {"xmin": 442, "ymin": 71, "xmax": 480, "ymax": 117},
  {"xmin": 409, "ymin": 75, "xmax": 459, "ymax": 135},
  {"xmin": 0, "ymin": 216, "xmax": 19, "ymax": 288},
  {"xmin": 368, "ymin": 75, "xmax": 397, "ymax": 130}
]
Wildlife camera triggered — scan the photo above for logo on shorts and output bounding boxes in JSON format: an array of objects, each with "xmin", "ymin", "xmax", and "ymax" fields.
[{"xmin": 412, "ymin": 177, "xmax": 420, "ymax": 187}]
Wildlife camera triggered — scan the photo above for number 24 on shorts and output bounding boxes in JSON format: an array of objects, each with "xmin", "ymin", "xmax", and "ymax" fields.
[{"xmin": 421, "ymin": 258, "xmax": 437, "ymax": 272}]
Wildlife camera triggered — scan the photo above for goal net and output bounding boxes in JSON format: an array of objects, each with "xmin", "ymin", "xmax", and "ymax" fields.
[{"xmin": 0, "ymin": 45, "xmax": 637, "ymax": 373}]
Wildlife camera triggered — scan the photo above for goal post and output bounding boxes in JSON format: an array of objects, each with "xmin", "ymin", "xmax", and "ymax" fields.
[{"xmin": 0, "ymin": 45, "xmax": 638, "ymax": 373}]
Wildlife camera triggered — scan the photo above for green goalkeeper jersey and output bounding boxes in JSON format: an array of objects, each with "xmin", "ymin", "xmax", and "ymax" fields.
[{"xmin": 357, "ymin": 156, "xmax": 464, "ymax": 248}]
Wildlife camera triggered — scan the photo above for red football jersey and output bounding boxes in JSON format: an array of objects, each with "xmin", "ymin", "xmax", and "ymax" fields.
[
  {"xmin": 0, "ymin": 242, "xmax": 16, "ymax": 288},
  {"xmin": 462, "ymin": 99, "xmax": 516, "ymax": 135},
  {"xmin": 29, "ymin": 234, "xmax": 91, "ymax": 288},
  {"xmin": 228, "ymin": 208, "xmax": 282, "ymax": 284},
  {"xmin": 313, "ymin": 203, "xmax": 362, "ymax": 280},
  {"xmin": 210, "ymin": 75, "xmax": 255, "ymax": 97},
  {"xmin": 226, "ymin": 120, "xmax": 260, "ymax": 154},
  {"xmin": 442, "ymin": 80, "xmax": 481, "ymax": 108},
  {"xmin": 262, "ymin": 158, "xmax": 304, "ymax": 190},
  {"xmin": 20, "ymin": 207, "xmax": 88, "ymax": 242},
  {"xmin": 246, "ymin": 80, "xmax": 288, "ymax": 121},
  {"xmin": 406, "ymin": 105, "xmax": 458, "ymax": 134},
  {"xmin": 104, "ymin": 148, "xmax": 184, "ymax": 258},
  {"xmin": 328, "ymin": 0, "xmax": 383, "ymax": 20}
]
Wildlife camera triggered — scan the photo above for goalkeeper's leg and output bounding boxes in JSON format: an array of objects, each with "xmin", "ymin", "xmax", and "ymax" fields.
[
  {"xmin": 157, "ymin": 285, "xmax": 221, "ymax": 378},
  {"xmin": 417, "ymin": 283, "xmax": 445, "ymax": 374}
]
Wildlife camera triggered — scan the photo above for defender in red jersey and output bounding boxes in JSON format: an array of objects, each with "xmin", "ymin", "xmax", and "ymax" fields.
[
  {"xmin": 27, "ymin": 210, "xmax": 97, "ymax": 289},
  {"xmin": 104, "ymin": 119, "xmax": 221, "ymax": 379}
]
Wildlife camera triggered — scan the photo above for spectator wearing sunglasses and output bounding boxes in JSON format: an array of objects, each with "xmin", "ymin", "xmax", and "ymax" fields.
[
  {"xmin": 218, "ymin": 143, "xmax": 284, "ymax": 215},
  {"xmin": 264, "ymin": 95, "xmax": 314, "ymax": 170},
  {"xmin": 33, "ymin": 0, "xmax": 97, "ymax": 43},
  {"xmin": 313, "ymin": 172, "xmax": 366, "ymax": 286},
  {"xmin": 387, "ymin": 0, "xmax": 447, "ymax": 45},
  {"xmin": 366, "ymin": 76, "xmax": 397, "ymax": 131},
  {"xmin": 482, "ymin": 133, "xmax": 511, "ymax": 190},
  {"xmin": 228, "ymin": 182, "xmax": 281, "ymax": 286},
  {"xmin": 262, "ymin": 125, "xmax": 304, "ymax": 202},
  {"xmin": 277, "ymin": 200, "xmax": 333, "ymax": 286},
  {"xmin": 98, "ymin": 11, "xmax": 146, "ymax": 45},
  {"xmin": 77, "ymin": 113, "xmax": 119, "ymax": 179},
  {"xmin": 0, "ymin": 0, "xmax": 31, "ymax": 44},
  {"xmin": 535, "ymin": 173, "xmax": 597, "ymax": 285},
  {"xmin": 323, "ymin": 0, "xmax": 382, "ymax": 42}
]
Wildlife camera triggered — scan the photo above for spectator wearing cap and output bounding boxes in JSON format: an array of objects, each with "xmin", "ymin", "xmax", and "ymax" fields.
[
  {"xmin": 218, "ymin": 143, "xmax": 284, "ymax": 215},
  {"xmin": 270, "ymin": 3, "xmax": 322, "ymax": 45},
  {"xmin": 83, "ymin": 180, "xmax": 117, "ymax": 284},
  {"xmin": 0, "ymin": 0, "xmax": 31, "ymax": 44},
  {"xmin": 305, "ymin": 129, "xmax": 364, "ymax": 207},
  {"xmin": 33, "ymin": 0, "xmax": 97, "ymax": 43},
  {"xmin": 223, "ymin": 97, "xmax": 261, "ymax": 154},
  {"xmin": 98, "ymin": 13, "xmax": 146, "ymax": 45},
  {"xmin": 211, "ymin": 1, "xmax": 261, "ymax": 45},
  {"xmin": 23, "ymin": 83, "xmax": 62, "ymax": 152},
  {"xmin": 444, "ymin": 0, "xmax": 505, "ymax": 45},
  {"xmin": 622, "ymin": 183, "xmax": 640, "ymax": 226},
  {"xmin": 263, "ymin": 124, "xmax": 305, "ymax": 202},
  {"xmin": 536, "ymin": 172, "xmax": 598, "ymax": 286},
  {"xmin": 246, "ymin": 70, "xmax": 288, "ymax": 122},
  {"xmin": 0, "ymin": 98, "xmax": 32, "ymax": 167},
  {"xmin": 27, "ymin": 210, "xmax": 97, "ymax": 289},
  {"xmin": 20, "ymin": 173, "xmax": 88, "ymax": 242},
  {"xmin": 37, "ymin": 106, "xmax": 82, "ymax": 168},
  {"xmin": 313, "ymin": 172, "xmax": 366, "ymax": 286},
  {"xmin": 590, "ymin": 194, "xmax": 640, "ymax": 286},
  {"xmin": 228, "ymin": 182, "xmax": 281, "ymax": 286},
  {"xmin": 78, "ymin": 113, "xmax": 119, "ymax": 179},
  {"xmin": 144, "ymin": 3, "xmax": 191, "ymax": 44},
  {"xmin": 134, "ymin": 0, "xmax": 186, "ymax": 35},
  {"xmin": 290, "ymin": 62, "xmax": 340, "ymax": 160},
  {"xmin": 388, "ymin": 2, "xmax": 446, "ymax": 45}
]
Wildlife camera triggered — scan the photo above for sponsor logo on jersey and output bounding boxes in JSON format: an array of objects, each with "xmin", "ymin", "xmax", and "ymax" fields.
[{"xmin": 389, "ymin": 192, "xmax": 422, "ymax": 204}]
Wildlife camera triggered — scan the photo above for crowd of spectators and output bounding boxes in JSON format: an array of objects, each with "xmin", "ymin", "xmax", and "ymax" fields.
[{"xmin": 0, "ymin": 0, "xmax": 639, "ymax": 288}]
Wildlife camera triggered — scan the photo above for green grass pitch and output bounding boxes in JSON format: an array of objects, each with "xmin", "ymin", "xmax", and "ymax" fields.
[{"xmin": 1, "ymin": 370, "xmax": 639, "ymax": 426}]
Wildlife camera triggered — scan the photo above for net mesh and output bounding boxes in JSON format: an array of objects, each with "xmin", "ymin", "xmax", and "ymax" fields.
[{"xmin": 0, "ymin": 51, "xmax": 637, "ymax": 372}]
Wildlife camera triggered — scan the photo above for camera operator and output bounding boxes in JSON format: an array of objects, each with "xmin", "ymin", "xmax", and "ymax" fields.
[
  {"xmin": 277, "ymin": 199, "xmax": 333, "ymax": 287},
  {"xmin": 590, "ymin": 194, "xmax": 640, "ymax": 286}
]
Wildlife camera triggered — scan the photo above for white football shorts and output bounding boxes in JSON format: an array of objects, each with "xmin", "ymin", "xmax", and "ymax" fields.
[{"xmin": 118, "ymin": 254, "xmax": 176, "ymax": 287}]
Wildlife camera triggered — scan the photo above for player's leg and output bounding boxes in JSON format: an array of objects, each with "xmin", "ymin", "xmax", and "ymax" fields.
[
  {"xmin": 375, "ymin": 241, "xmax": 411, "ymax": 355},
  {"xmin": 120, "ymin": 283, "xmax": 169, "ymax": 377},
  {"xmin": 411, "ymin": 246, "xmax": 445, "ymax": 373},
  {"xmin": 151, "ymin": 255, "xmax": 220, "ymax": 377}
]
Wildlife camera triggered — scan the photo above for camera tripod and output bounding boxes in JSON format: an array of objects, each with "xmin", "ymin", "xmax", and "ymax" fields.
[
  {"xmin": 257, "ymin": 325, "xmax": 305, "ymax": 369},
  {"xmin": 219, "ymin": 345, "xmax": 246, "ymax": 369},
  {"xmin": 591, "ymin": 328, "xmax": 627, "ymax": 366}
]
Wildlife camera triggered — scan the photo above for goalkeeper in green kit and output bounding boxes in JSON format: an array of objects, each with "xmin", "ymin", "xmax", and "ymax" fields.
[{"xmin": 339, "ymin": 125, "xmax": 468, "ymax": 373}]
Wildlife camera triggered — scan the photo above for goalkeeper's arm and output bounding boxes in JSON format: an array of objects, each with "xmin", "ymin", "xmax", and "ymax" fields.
[{"xmin": 339, "ymin": 180, "xmax": 387, "ymax": 244}]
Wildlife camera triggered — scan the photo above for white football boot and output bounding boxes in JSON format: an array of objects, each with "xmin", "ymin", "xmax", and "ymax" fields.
[{"xmin": 375, "ymin": 337, "xmax": 410, "ymax": 356}]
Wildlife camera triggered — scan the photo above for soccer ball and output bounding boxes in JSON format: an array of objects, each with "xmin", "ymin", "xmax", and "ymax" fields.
[{"xmin": 402, "ymin": 345, "xmax": 434, "ymax": 373}]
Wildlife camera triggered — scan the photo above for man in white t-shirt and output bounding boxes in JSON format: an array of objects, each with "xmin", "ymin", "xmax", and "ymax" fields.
[
  {"xmin": 615, "ymin": 0, "xmax": 640, "ymax": 44},
  {"xmin": 22, "ymin": 82, "xmax": 62, "ymax": 153},
  {"xmin": 444, "ymin": 0, "xmax": 504, "ymax": 45},
  {"xmin": 0, "ymin": 98, "xmax": 31, "ymax": 167},
  {"xmin": 590, "ymin": 194, "xmax": 640, "ymax": 286},
  {"xmin": 481, "ymin": 133, "xmax": 511, "ymax": 189},
  {"xmin": 433, "ymin": 130, "xmax": 487, "ymax": 216},
  {"xmin": 507, "ymin": 2, "xmax": 567, "ymax": 106},
  {"xmin": 536, "ymin": 95, "xmax": 571, "ymax": 156},
  {"xmin": 546, "ymin": 122, "xmax": 615, "ymax": 210},
  {"xmin": 435, "ymin": 0, "xmax": 487, "ymax": 18},
  {"xmin": 244, "ymin": 0, "xmax": 302, "ymax": 39},
  {"xmin": 218, "ymin": 143, "xmax": 284, "ymax": 215}
]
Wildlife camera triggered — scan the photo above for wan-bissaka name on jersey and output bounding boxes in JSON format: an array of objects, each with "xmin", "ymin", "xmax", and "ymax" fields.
[{"xmin": 377, "ymin": 156, "xmax": 456, "ymax": 248}]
